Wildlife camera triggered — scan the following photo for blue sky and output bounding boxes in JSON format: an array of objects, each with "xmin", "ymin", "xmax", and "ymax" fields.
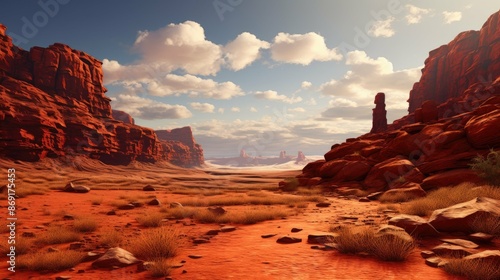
[{"xmin": 1, "ymin": 0, "xmax": 499, "ymax": 157}]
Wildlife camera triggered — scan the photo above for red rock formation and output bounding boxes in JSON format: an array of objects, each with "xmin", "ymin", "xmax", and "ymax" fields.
[
  {"xmin": 296, "ymin": 10, "xmax": 500, "ymax": 193},
  {"xmin": 370, "ymin": 92, "xmax": 387, "ymax": 133},
  {"xmin": 408, "ymin": 10, "xmax": 500, "ymax": 114},
  {"xmin": 112, "ymin": 110, "xmax": 134, "ymax": 125},
  {"xmin": 0, "ymin": 24, "xmax": 203, "ymax": 166},
  {"xmin": 156, "ymin": 127, "xmax": 204, "ymax": 167}
]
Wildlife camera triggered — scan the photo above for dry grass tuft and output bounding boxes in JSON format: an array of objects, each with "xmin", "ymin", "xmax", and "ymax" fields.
[
  {"xmin": 195, "ymin": 207, "xmax": 290, "ymax": 224},
  {"xmin": 99, "ymin": 230, "xmax": 123, "ymax": 247},
  {"xmin": 402, "ymin": 183, "xmax": 500, "ymax": 216},
  {"xmin": 129, "ymin": 228, "xmax": 179, "ymax": 261},
  {"xmin": 379, "ymin": 191, "xmax": 419, "ymax": 203},
  {"xmin": 160, "ymin": 206, "xmax": 198, "ymax": 219},
  {"xmin": 17, "ymin": 250, "xmax": 84, "ymax": 272},
  {"xmin": 470, "ymin": 214, "xmax": 500, "ymax": 235},
  {"xmin": 148, "ymin": 258, "xmax": 173, "ymax": 278},
  {"xmin": 136, "ymin": 212, "xmax": 165, "ymax": 228},
  {"xmin": 37, "ymin": 226, "xmax": 80, "ymax": 245},
  {"xmin": 330, "ymin": 226, "xmax": 415, "ymax": 261},
  {"xmin": 444, "ymin": 257, "xmax": 500, "ymax": 280},
  {"xmin": 73, "ymin": 217, "xmax": 99, "ymax": 233}
]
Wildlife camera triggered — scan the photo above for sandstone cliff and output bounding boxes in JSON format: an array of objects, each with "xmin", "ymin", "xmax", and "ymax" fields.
[
  {"xmin": 297, "ymin": 10, "xmax": 500, "ymax": 194},
  {"xmin": 0, "ymin": 24, "xmax": 203, "ymax": 166}
]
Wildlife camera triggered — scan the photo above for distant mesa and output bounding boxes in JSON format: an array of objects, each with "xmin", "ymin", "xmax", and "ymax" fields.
[
  {"xmin": 297, "ymin": 10, "xmax": 500, "ymax": 192},
  {"xmin": 0, "ymin": 24, "xmax": 203, "ymax": 166},
  {"xmin": 209, "ymin": 149, "xmax": 311, "ymax": 167}
]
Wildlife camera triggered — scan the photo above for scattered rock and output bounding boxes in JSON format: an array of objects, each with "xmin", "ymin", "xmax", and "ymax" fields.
[
  {"xmin": 431, "ymin": 243, "xmax": 478, "ymax": 258},
  {"xmin": 63, "ymin": 182, "xmax": 76, "ymax": 192},
  {"xmin": 205, "ymin": 229, "xmax": 221, "ymax": 236},
  {"xmin": 69, "ymin": 242, "xmax": 85, "ymax": 250},
  {"xmin": 462, "ymin": 250, "xmax": 500, "ymax": 267},
  {"xmin": 73, "ymin": 186, "xmax": 90, "ymax": 193},
  {"xmin": 261, "ymin": 234, "xmax": 277, "ymax": 239},
  {"xmin": 220, "ymin": 226, "xmax": 236, "ymax": 233},
  {"xmin": 130, "ymin": 201, "xmax": 143, "ymax": 208},
  {"xmin": 193, "ymin": 238, "xmax": 210, "ymax": 245},
  {"xmin": 117, "ymin": 204, "xmax": 135, "ymax": 210},
  {"xmin": 366, "ymin": 192, "xmax": 383, "ymax": 201},
  {"xmin": 106, "ymin": 210, "xmax": 116, "ymax": 215},
  {"xmin": 147, "ymin": 198, "xmax": 161, "ymax": 206},
  {"xmin": 389, "ymin": 214, "xmax": 440, "ymax": 236},
  {"xmin": 143, "ymin": 185, "xmax": 156, "ymax": 191},
  {"xmin": 425, "ymin": 256, "xmax": 447, "ymax": 268},
  {"xmin": 22, "ymin": 232, "xmax": 35, "ymax": 238},
  {"xmin": 420, "ymin": 251, "xmax": 436, "ymax": 259},
  {"xmin": 91, "ymin": 247, "xmax": 140, "ymax": 269},
  {"xmin": 276, "ymin": 236, "xmax": 302, "ymax": 244},
  {"xmin": 428, "ymin": 197, "xmax": 500, "ymax": 233},
  {"xmin": 55, "ymin": 276, "xmax": 72, "ymax": 280},
  {"xmin": 170, "ymin": 202, "xmax": 183, "ymax": 208},
  {"xmin": 291, "ymin": 228, "xmax": 303, "ymax": 233},
  {"xmin": 188, "ymin": 255, "xmax": 203, "ymax": 259},
  {"xmin": 358, "ymin": 197, "xmax": 370, "ymax": 202},
  {"xmin": 82, "ymin": 252, "xmax": 103, "ymax": 262},
  {"xmin": 307, "ymin": 234, "xmax": 335, "ymax": 244},
  {"xmin": 440, "ymin": 238, "xmax": 479, "ymax": 249},
  {"xmin": 468, "ymin": 232, "xmax": 495, "ymax": 243},
  {"xmin": 316, "ymin": 202, "xmax": 331, "ymax": 208},
  {"xmin": 63, "ymin": 215, "xmax": 75, "ymax": 220},
  {"xmin": 208, "ymin": 206, "xmax": 227, "ymax": 215}
]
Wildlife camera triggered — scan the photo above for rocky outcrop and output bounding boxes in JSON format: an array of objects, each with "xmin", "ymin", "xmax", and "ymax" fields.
[
  {"xmin": 408, "ymin": 10, "xmax": 500, "ymax": 115},
  {"xmin": 0, "ymin": 24, "xmax": 203, "ymax": 166},
  {"xmin": 297, "ymin": 10, "xmax": 500, "ymax": 192},
  {"xmin": 156, "ymin": 127, "xmax": 204, "ymax": 167},
  {"xmin": 370, "ymin": 92, "xmax": 387, "ymax": 133},
  {"xmin": 112, "ymin": 110, "xmax": 134, "ymax": 125}
]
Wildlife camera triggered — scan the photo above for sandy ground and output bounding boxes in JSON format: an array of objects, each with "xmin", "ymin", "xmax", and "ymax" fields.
[{"xmin": 0, "ymin": 158, "xmax": 481, "ymax": 279}]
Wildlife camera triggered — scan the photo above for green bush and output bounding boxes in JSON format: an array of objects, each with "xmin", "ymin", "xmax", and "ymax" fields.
[{"xmin": 470, "ymin": 150, "xmax": 500, "ymax": 186}]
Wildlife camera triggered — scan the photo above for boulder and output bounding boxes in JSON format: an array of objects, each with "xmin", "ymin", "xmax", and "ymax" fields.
[
  {"xmin": 276, "ymin": 236, "xmax": 302, "ymax": 244},
  {"xmin": 465, "ymin": 109, "xmax": 500, "ymax": 149},
  {"xmin": 428, "ymin": 197, "xmax": 500, "ymax": 233},
  {"xmin": 389, "ymin": 215, "xmax": 440, "ymax": 237},
  {"xmin": 364, "ymin": 158, "xmax": 415, "ymax": 191},
  {"xmin": 421, "ymin": 169, "xmax": 481, "ymax": 190},
  {"xmin": 91, "ymin": 247, "xmax": 140, "ymax": 269},
  {"xmin": 382, "ymin": 185, "xmax": 427, "ymax": 201},
  {"xmin": 431, "ymin": 243, "xmax": 478, "ymax": 257}
]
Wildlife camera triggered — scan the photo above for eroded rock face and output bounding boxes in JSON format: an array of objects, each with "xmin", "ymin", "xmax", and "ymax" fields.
[
  {"xmin": 297, "ymin": 10, "xmax": 500, "ymax": 192},
  {"xmin": 0, "ymin": 25, "xmax": 203, "ymax": 166},
  {"xmin": 370, "ymin": 92, "xmax": 387, "ymax": 133}
]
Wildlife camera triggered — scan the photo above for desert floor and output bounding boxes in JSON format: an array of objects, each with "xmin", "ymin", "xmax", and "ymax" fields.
[{"xmin": 0, "ymin": 157, "xmax": 488, "ymax": 279}]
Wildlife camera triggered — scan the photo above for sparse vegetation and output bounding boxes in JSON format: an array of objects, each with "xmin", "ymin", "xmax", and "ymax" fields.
[
  {"xmin": 443, "ymin": 257, "xmax": 500, "ymax": 280},
  {"xmin": 37, "ymin": 226, "xmax": 80, "ymax": 244},
  {"xmin": 136, "ymin": 212, "xmax": 165, "ymax": 227},
  {"xmin": 379, "ymin": 191, "xmax": 418, "ymax": 203},
  {"xmin": 129, "ymin": 228, "xmax": 179, "ymax": 261},
  {"xmin": 175, "ymin": 193, "xmax": 321, "ymax": 207},
  {"xmin": 17, "ymin": 250, "xmax": 84, "ymax": 272},
  {"xmin": 470, "ymin": 149, "xmax": 500, "ymax": 186},
  {"xmin": 280, "ymin": 177, "xmax": 300, "ymax": 192},
  {"xmin": 470, "ymin": 213, "xmax": 500, "ymax": 235},
  {"xmin": 73, "ymin": 217, "xmax": 99, "ymax": 232},
  {"xmin": 330, "ymin": 226, "xmax": 415, "ymax": 261},
  {"xmin": 196, "ymin": 207, "xmax": 290, "ymax": 224},
  {"xmin": 402, "ymin": 182, "xmax": 500, "ymax": 216},
  {"xmin": 149, "ymin": 258, "xmax": 172, "ymax": 278},
  {"xmin": 99, "ymin": 230, "xmax": 123, "ymax": 247}
]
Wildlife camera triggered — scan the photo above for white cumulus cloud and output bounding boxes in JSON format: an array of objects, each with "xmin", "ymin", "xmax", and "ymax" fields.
[
  {"xmin": 270, "ymin": 32, "xmax": 342, "ymax": 65},
  {"xmin": 443, "ymin": 11, "xmax": 462, "ymax": 24},
  {"xmin": 301, "ymin": 81, "xmax": 312, "ymax": 89},
  {"xmin": 405, "ymin": 5, "xmax": 432, "ymax": 24},
  {"xmin": 224, "ymin": 32, "xmax": 270, "ymax": 71},
  {"xmin": 190, "ymin": 102, "xmax": 215, "ymax": 113},
  {"xmin": 111, "ymin": 94, "xmax": 192, "ymax": 119},
  {"xmin": 368, "ymin": 17, "xmax": 396, "ymax": 38},
  {"xmin": 254, "ymin": 90, "xmax": 303, "ymax": 104}
]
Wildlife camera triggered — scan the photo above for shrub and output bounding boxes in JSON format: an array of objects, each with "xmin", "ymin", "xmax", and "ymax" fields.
[
  {"xmin": 444, "ymin": 257, "xmax": 500, "ymax": 280},
  {"xmin": 38, "ymin": 227, "xmax": 80, "ymax": 244},
  {"xmin": 280, "ymin": 177, "xmax": 300, "ymax": 192},
  {"xmin": 136, "ymin": 212, "xmax": 165, "ymax": 228},
  {"xmin": 17, "ymin": 250, "xmax": 84, "ymax": 272},
  {"xmin": 195, "ymin": 208, "xmax": 290, "ymax": 224},
  {"xmin": 470, "ymin": 213, "xmax": 500, "ymax": 235},
  {"xmin": 73, "ymin": 217, "xmax": 99, "ymax": 233},
  {"xmin": 330, "ymin": 226, "xmax": 415, "ymax": 261},
  {"xmin": 99, "ymin": 230, "xmax": 123, "ymax": 247},
  {"xmin": 149, "ymin": 258, "xmax": 172, "ymax": 277},
  {"xmin": 129, "ymin": 228, "xmax": 179, "ymax": 261},
  {"xmin": 470, "ymin": 150, "xmax": 500, "ymax": 186}
]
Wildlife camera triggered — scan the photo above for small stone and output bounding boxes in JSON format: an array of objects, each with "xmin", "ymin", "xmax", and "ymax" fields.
[
  {"xmin": 22, "ymin": 232, "xmax": 35, "ymax": 238},
  {"xmin": 261, "ymin": 234, "xmax": 277, "ymax": 239},
  {"xmin": 170, "ymin": 202, "xmax": 183, "ymax": 208},
  {"xmin": 143, "ymin": 185, "xmax": 156, "ymax": 191},
  {"xmin": 47, "ymin": 247, "xmax": 59, "ymax": 252},
  {"xmin": 73, "ymin": 186, "xmax": 90, "ymax": 193},
  {"xmin": 188, "ymin": 255, "xmax": 203, "ymax": 259},
  {"xmin": 310, "ymin": 245, "xmax": 321, "ymax": 250},
  {"xmin": 130, "ymin": 201, "xmax": 143, "ymax": 208},
  {"xmin": 208, "ymin": 206, "xmax": 227, "ymax": 215},
  {"xmin": 92, "ymin": 247, "xmax": 140, "ymax": 269},
  {"xmin": 420, "ymin": 251, "xmax": 436, "ymax": 259},
  {"xmin": 291, "ymin": 228, "xmax": 303, "ymax": 233},
  {"xmin": 366, "ymin": 192, "xmax": 384, "ymax": 200},
  {"xmin": 425, "ymin": 256, "xmax": 445, "ymax": 268},
  {"xmin": 63, "ymin": 214, "xmax": 75, "ymax": 220},
  {"xmin": 206, "ymin": 229, "xmax": 221, "ymax": 236},
  {"xmin": 316, "ymin": 202, "xmax": 331, "ymax": 208},
  {"xmin": 118, "ymin": 204, "xmax": 135, "ymax": 210},
  {"xmin": 468, "ymin": 232, "xmax": 495, "ymax": 243},
  {"xmin": 147, "ymin": 198, "xmax": 161, "ymax": 206},
  {"xmin": 440, "ymin": 238, "xmax": 480, "ymax": 249},
  {"xmin": 276, "ymin": 236, "xmax": 302, "ymax": 244},
  {"xmin": 171, "ymin": 263, "xmax": 184, "ymax": 269},
  {"xmin": 359, "ymin": 197, "xmax": 371, "ymax": 202},
  {"xmin": 193, "ymin": 238, "xmax": 210, "ymax": 244},
  {"xmin": 63, "ymin": 182, "xmax": 75, "ymax": 192},
  {"xmin": 307, "ymin": 234, "xmax": 335, "ymax": 244},
  {"xmin": 82, "ymin": 252, "xmax": 103, "ymax": 262},
  {"xmin": 106, "ymin": 210, "xmax": 116, "ymax": 215},
  {"xmin": 431, "ymin": 243, "xmax": 478, "ymax": 257},
  {"xmin": 220, "ymin": 226, "xmax": 236, "ymax": 233},
  {"xmin": 55, "ymin": 276, "xmax": 72, "ymax": 280}
]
